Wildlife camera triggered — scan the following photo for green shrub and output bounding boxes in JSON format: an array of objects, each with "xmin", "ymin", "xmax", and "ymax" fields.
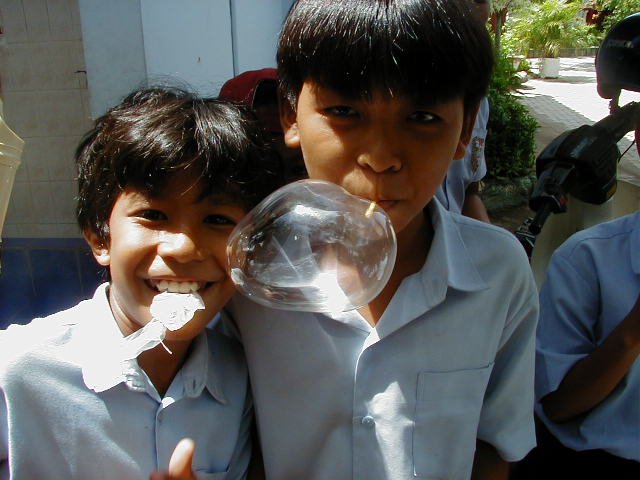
[
  {"xmin": 485, "ymin": 88, "xmax": 538, "ymax": 178},
  {"xmin": 491, "ymin": 49, "xmax": 522, "ymax": 93},
  {"xmin": 518, "ymin": 58, "xmax": 532, "ymax": 74},
  {"xmin": 484, "ymin": 48, "xmax": 539, "ymax": 179}
]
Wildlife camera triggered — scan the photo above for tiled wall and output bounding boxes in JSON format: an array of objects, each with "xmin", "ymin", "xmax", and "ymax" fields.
[
  {"xmin": 0, "ymin": 0, "xmax": 94, "ymax": 326},
  {"xmin": 1, "ymin": 0, "xmax": 91, "ymax": 238}
]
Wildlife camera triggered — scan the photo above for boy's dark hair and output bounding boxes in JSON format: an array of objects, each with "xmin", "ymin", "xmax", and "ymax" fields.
[
  {"xmin": 277, "ymin": 0, "xmax": 493, "ymax": 112},
  {"xmin": 76, "ymin": 86, "xmax": 283, "ymax": 242}
]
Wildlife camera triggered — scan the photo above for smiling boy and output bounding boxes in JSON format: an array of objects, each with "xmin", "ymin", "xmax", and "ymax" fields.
[
  {"xmin": 0, "ymin": 88, "xmax": 282, "ymax": 479},
  {"xmin": 224, "ymin": 1, "xmax": 539, "ymax": 479}
]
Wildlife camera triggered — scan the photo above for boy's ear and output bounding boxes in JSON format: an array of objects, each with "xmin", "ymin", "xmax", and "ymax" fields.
[
  {"xmin": 453, "ymin": 105, "xmax": 480, "ymax": 160},
  {"xmin": 84, "ymin": 229, "xmax": 111, "ymax": 267},
  {"xmin": 279, "ymin": 100, "xmax": 301, "ymax": 149}
]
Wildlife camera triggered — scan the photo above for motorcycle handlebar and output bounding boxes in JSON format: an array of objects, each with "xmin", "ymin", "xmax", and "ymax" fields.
[
  {"xmin": 515, "ymin": 101, "xmax": 640, "ymax": 259},
  {"xmin": 593, "ymin": 101, "xmax": 640, "ymax": 141}
]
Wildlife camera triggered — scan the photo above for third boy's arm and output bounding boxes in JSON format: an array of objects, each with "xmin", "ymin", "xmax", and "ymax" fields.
[
  {"xmin": 540, "ymin": 292, "xmax": 640, "ymax": 423},
  {"xmin": 461, "ymin": 182, "xmax": 491, "ymax": 223},
  {"xmin": 471, "ymin": 440, "xmax": 509, "ymax": 480}
]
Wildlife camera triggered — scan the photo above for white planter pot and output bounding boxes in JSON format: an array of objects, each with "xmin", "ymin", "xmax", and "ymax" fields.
[{"xmin": 539, "ymin": 57, "xmax": 560, "ymax": 79}]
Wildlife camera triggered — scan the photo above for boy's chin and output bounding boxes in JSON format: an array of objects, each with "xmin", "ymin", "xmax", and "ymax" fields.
[
  {"xmin": 392, "ymin": 210, "xmax": 431, "ymax": 237},
  {"xmin": 161, "ymin": 316, "xmax": 208, "ymax": 343}
]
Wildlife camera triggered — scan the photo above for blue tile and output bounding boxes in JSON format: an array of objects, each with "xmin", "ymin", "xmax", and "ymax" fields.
[
  {"xmin": 30, "ymin": 248, "xmax": 83, "ymax": 319},
  {"xmin": 77, "ymin": 246, "xmax": 107, "ymax": 296},
  {"xmin": 0, "ymin": 239, "xmax": 108, "ymax": 328},
  {"xmin": 0, "ymin": 247, "xmax": 35, "ymax": 328},
  {"xmin": 4, "ymin": 237, "xmax": 85, "ymax": 248}
]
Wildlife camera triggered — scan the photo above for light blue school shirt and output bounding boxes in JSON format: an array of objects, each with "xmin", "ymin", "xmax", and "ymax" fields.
[
  {"xmin": 224, "ymin": 200, "xmax": 538, "ymax": 480},
  {"xmin": 436, "ymin": 96, "xmax": 489, "ymax": 214},
  {"xmin": 0, "ymin": 283, "xmax": 252, "ymax": 480},
  {"xmin": 536, "ymin": 212, "xmax": 640, "ymax": 461}
]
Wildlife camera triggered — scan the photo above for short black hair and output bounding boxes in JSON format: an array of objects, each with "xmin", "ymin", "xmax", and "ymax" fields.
[
  {"xmin": 76, "ymin": 86, "xmax": 283, "ymax": 243},
  {"xmin": 277, "ymin": 0, "xmax": 493, "ymax": 112}
]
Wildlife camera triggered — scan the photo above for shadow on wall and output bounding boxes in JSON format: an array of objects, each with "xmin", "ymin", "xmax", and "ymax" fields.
[{"xmin": 0, "ymin": 238, "xmax": 105, "ymax": 329}]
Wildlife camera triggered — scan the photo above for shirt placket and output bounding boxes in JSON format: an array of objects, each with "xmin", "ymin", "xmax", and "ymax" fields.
[
  {"xmin": 154, "ymin": 385, "xmax": 181, "ymax": 470},
  {"xmin": 352, "ymin": 343, "xmax": 384, "ymax": 479}
]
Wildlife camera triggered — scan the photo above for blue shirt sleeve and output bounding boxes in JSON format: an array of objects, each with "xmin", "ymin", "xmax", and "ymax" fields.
[
  {"xmin": 477, "ymin": 285, "xmax": 539, "ymax": 461},
  {"xmin": 536, "ymin": 252, "xmax": 600, "ymax": 400}
]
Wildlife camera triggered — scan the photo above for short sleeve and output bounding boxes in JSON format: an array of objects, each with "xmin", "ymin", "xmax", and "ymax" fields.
[
  {"xmin": 467, "ymin": 96, "xmax": 489, "ymax": 183},
  {"xmin": 535, "ymin": 251, "xmax": 600, "ymax": 400},
  {"xmin": 476, "ymin": 285, "xmax": 539, "ymax": 461}
]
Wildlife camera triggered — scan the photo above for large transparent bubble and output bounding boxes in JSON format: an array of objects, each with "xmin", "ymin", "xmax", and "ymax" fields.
[{"xmin": 227, "ymin": 180, "xmax": 397, "ymax": 314}]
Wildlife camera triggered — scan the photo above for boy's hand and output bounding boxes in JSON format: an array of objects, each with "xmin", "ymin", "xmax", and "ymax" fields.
[{"xmin": 149, "ymin": 438, "xmax": 196, "ymax": 480}]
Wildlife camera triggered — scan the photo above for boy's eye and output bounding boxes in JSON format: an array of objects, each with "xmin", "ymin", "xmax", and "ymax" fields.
[
  {"xmin": 204, "ymin": 214, "xmax": 236, "ymax": 226},
  {"xmin": 324, "ymin": 106, "xmax": 358, "ymax": 118},
  {"xmin": 139, "ymin": 209, "xmax": 167, "ymax": 221},
  {"xmin": 408, "ymin": 111, "xmax": 439, "ymax": 124}
]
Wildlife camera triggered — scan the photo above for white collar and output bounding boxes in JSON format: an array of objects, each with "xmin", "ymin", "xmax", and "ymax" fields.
[{"xmin": 76, "ymin": 284, "xmax": 227, "ymax": 404}]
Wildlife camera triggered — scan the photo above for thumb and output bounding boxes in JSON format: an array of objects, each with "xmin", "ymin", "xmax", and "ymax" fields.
[{"xmin": 168, "ymin": 438, "xmax": 196, "ymax": 479}]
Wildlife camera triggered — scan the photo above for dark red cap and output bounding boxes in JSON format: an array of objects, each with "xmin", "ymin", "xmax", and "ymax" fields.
[
  {"xmin": 219, "ymin": 68, "xmax": 278, "ymax": 108},
  {"xmin": 219, "ymin": 68, "xmax": 281, "ymax": 133}
]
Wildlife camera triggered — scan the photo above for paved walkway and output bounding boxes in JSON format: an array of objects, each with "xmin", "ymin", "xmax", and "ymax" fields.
[{"xmin": 517, "ymin": 57, "xmax": 640, "ymax": 185}]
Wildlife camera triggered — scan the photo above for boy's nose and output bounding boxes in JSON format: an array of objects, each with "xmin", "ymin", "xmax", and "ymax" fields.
[
  {"xmin": 356, "ymin": 133, "xmax": 402, "ymax": 173},
  {"xmin": 158, "ymin": 232, "xmax": 209, "ymax": 262}
]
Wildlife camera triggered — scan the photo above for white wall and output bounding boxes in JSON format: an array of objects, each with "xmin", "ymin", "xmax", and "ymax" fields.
[
  {"xmin": 141, "ymin": 0, "xmax": 233, "ymax": 98},
  {"xmin": 231, "ymin": 0, "xmax": 293, "ymax": 74},
  {"xmin": 78, "ymin": 0, "xmax": 146, "ymax": 120},
  {"xmin": 79, "ymin": 0, "xmax": 293, "ymax": 118}
]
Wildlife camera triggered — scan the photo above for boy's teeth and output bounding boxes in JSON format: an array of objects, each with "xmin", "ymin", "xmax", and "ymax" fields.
[{"xmin": 156, "ymin": 280, "xmax": 200, "ymax": 293}]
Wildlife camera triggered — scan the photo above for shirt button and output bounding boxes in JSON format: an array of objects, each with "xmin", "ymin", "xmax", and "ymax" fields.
[{"xmin": 361, "ymin": 415, "xmax": 375, "ymax": 428}]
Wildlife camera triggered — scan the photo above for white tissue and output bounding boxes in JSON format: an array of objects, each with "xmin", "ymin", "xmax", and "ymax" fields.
[
  {"xmin": 82, "ymin": 291, "xmax": 205, "ymax": 392},
  {"xmin": 150, "ymin": 291, "xmax": 205, "ymax": 331}
]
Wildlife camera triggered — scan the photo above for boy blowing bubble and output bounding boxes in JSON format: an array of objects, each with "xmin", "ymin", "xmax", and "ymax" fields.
[
  {"xmin": 223, "ymin": 0, "xmax": 539, "ymax": 479},
  {"xmin": 0, "ymin": 87, "xmax": 281, "ymax": 479}
]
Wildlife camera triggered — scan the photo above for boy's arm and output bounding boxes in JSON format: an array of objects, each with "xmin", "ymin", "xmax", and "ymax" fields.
[
  {"xmin": 461, "ymin": 182, "xmax": 491, "ymax": 223},
  {"xmin": 540, "ymin": 291, "xmax": 640, "ymax": 422},
  {"xmin": 471, "ymin": 440, "xmax": 509, "ymax": 480}
]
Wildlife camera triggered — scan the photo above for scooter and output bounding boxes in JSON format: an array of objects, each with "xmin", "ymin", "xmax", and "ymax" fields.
[{"xmin": 514, "ymin": 13, "xmax": 640, "ymax": 268}]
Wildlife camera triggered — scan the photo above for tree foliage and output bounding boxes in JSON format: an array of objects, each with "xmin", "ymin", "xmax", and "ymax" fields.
[
  {"xmin": 597, "ymin": 0, "xmax": 640, "ymax": 33},
  {"xmin": 507, "ymin": 0, "xmax": 594, "ymax": 57},
  {"xmin": 490, "ymin": 0, "xmax": 533, "ymax": 52}
]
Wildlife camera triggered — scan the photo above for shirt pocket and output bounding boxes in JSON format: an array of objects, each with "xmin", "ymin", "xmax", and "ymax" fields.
[{"xmin": 413, "ymin": 364, "xmax": 493, "ymax": 479}]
